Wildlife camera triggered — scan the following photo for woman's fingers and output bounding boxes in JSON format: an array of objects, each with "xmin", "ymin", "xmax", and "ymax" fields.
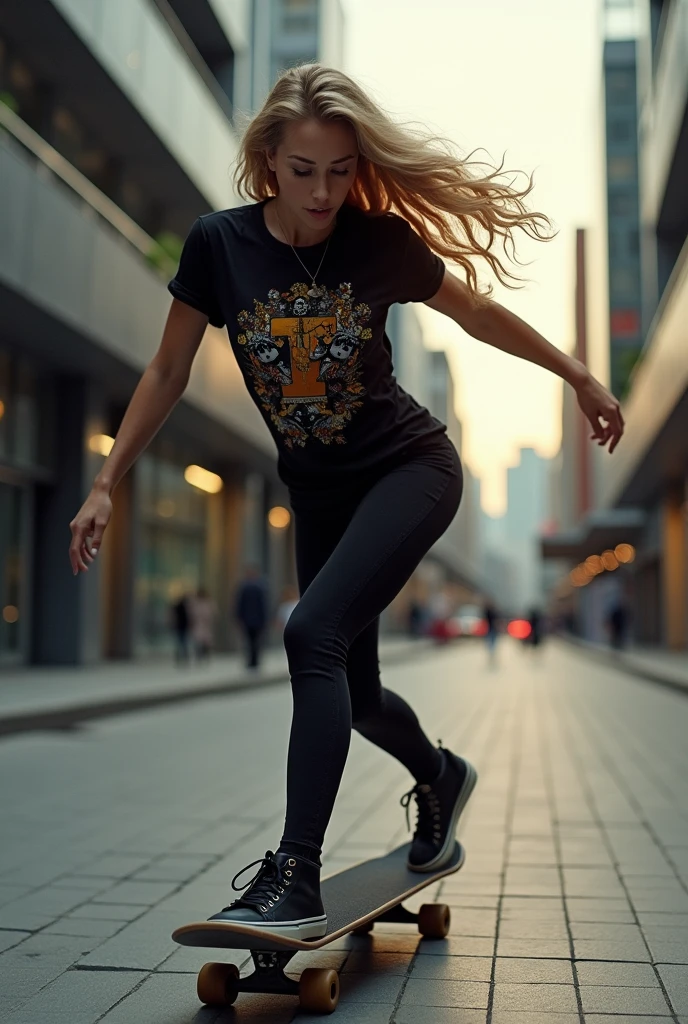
[{"xmin": 70, "ymin": 520, "xmax": 93, "ymax": 575}]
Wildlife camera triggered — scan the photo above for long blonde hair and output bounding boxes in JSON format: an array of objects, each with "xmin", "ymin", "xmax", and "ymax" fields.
[{"xmin": 235, "ymin": 64, "xmax": 554, "ymax": 300}]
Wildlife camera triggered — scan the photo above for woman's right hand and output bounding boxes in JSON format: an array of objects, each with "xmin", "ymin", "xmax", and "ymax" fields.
[{"xmin": 69, "ymin": 487, "xmax": 113, "ymax": 575}]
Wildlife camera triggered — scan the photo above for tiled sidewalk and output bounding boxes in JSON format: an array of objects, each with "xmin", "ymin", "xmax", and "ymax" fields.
[{"xmin": 0, "ymin": 639, "xmax": 686, "ymax": 1022}]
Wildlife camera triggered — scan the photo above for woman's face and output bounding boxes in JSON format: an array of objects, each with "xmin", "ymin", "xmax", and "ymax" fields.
[{"xmin": 266, "ymin": 119, "xmax": 358, "ymax": 232}]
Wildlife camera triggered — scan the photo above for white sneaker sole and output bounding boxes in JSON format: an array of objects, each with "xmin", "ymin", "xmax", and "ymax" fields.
[
  {"xmin": 407, "ymin": 758, "xmax": 478, "ymax": 873},
  {"xmin": 212, "ymin": 913, "xmax": 328, "ymax": 940}
]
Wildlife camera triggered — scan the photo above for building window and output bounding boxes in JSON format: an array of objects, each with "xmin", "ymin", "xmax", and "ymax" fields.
[
  {"xmin": 607, "ymin": 155, "xmax": 636, "ymax": 181},
  {"xmin": 0, "ymin": 351, "xmax": 56, "ymax": 472},
  {"xmin": 608, "ymin": 191, "xmax": 638, "ymax": 217},
  {"xmin": 610, "ymin": 308, "xmax": 640, "ymax": 337},
  {"xmin": 280, "ymin": 0, "xmax": 318, "ymax": 34},
  {"xmin": 607, "ymin": 117, "xmax": 634, "ymax": 143},
  {"xmin": 135, "ymin": 451, "xmax": 211, "ymax": 653},
  {"xmin": 606, "ymin": 69, "xmax": 635, "ymax": 102},
  {"xmin": 610, "ymin": 267, "xmax": 638, "ymax": 299}
]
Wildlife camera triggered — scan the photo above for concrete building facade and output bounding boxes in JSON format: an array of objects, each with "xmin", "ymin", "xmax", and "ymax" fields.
[
  {"xmin": 0, "ymin": 0, "xmax": 302, "ymax": 665},
  {"xmin": 543, "ymin": 0, "xmax": 688, "ymax": 650}
]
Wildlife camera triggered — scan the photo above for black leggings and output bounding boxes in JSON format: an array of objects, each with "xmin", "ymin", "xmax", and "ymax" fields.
[{"xmin": 280, "ymin": 440, "xmax": 463, "ymax": 859}]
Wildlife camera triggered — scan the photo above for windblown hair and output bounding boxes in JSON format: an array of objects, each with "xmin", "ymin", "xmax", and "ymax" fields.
[{"xmin": 235, "ymin": 64, "xmax": 554, "ymax": 301}]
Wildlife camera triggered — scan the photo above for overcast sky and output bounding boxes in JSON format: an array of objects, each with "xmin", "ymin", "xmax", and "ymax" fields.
[{"xmin": 342, "ymin": 0, "xmax": 604, "ymax": 514}]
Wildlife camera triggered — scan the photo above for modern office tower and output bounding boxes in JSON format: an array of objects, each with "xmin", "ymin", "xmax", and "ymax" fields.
[
  {"xmin": 250, "ymin": 0, "xmax": 344, "ymax": 111},
  {"xmin": 603, "ymin": 36, "xmax": 643, "ymax": 399}
]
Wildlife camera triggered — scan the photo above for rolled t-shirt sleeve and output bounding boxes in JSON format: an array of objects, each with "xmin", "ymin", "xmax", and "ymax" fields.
[
  {"xmin": 394, "ymin": 217, "xmax": 446, "ymax": 304},
  {"xmin": 168, "ymin": 217, "xmax": 225, "ymax": 328}
]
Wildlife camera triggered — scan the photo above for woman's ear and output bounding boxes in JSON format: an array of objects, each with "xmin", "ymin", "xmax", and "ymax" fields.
[{"xmin": 265, "ymin": 148, "xmax": 277, "ymax": 173}]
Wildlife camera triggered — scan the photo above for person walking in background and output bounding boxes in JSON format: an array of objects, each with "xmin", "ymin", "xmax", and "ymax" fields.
[
  {"xmin": 607, "ymin": 600, "xmax": 628, "ymax": 650},
  {"xmin": 483, "ymin": 601, "xmax": 499, "ymax": 665},
  {"xmin": 527, "ymin": 606, "xmax": 544, "ymax": 653},
  {"xmin": 187, "ymin": 586, "xmax": 217, "ymax": 662},
  {"xmin": 69, "ymin": 63, "xmax": 623, "ymax": 940},
  {"xmin": 170, "ymin": 590, "xmax": 191, "ymax": 665},
  {"xmin": 235, "ymin": 565, "xmax": 268, "ymax": 669}
]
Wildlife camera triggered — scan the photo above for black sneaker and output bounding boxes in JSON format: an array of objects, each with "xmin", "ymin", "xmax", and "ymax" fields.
[
  {"xmin": 208, "ymin": 850, "xmax": 327, "ymax": 940},
  {"xmin": 401, "ymin": 745, "xmax": 478, "ymax": 872}
]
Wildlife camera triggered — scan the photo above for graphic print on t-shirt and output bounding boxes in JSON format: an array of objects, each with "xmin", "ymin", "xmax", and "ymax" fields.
[{"xmin": 237, "ymin": 281, "xmax": 372, "ymax": 448}]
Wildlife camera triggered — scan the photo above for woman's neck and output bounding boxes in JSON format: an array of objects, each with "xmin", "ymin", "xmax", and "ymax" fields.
[{"xmin": 264, "ymin": 197, "xmax": 335, "ymax": 247}]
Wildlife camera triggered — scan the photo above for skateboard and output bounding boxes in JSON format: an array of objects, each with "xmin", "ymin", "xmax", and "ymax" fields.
[{"xmin": 172, "ymin": 840, "xmax": 464, "ymax": 1014}]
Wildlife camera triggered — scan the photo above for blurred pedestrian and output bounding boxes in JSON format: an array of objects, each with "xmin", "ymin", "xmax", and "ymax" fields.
[
  {"xmin": 483, "ymin": 601, "xmax": 499, "ymax": 665},
  {"xmin": 187, "ymin": 586, "xmax": 217, "ymax": 662},
  {"xmin": 68, "ymin": 63, "xmax": 624, "ymax": 940},
  {"xmin": 527, "ymin": 606, "xmax": 544, "ymax": 653},
  {"xmin": 170, "ymin": 591, "xmax": 191, "ymax": 665},
  {"xmin": 235, "ymin": 565, "xmax": 268, "ymax": 669},
  {"xmin": 607, "ymin": 600, "xmax": 628, "ymax": 650},
  {"xmin": 407, "ymin": 597, "xmax": 425, "ymax": 637}
]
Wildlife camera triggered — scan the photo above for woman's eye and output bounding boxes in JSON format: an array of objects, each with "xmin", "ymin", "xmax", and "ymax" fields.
[{"xmin": 290, "ymin": 168, "xmax": 350, "ymax": 177}]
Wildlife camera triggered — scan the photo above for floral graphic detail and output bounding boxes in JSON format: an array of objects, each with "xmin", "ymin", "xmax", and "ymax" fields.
[{"xmin": 236, "ymin": 282, "xmax": 372, "ymax": 447}]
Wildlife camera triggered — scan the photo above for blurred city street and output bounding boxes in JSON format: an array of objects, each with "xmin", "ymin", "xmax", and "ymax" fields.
[{"xmin": 1, "ymin": 639, "xmax": 687, "ymax": 1023}]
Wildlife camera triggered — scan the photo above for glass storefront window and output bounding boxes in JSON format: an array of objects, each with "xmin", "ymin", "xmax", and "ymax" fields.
[
  {"xmin": 135, "ymin": 525, "xmax": 205, "ymax": 653},
  {"xmin": 0, "ymin": 483, "xmax": 24, "ymax": 659},
  {"xmin": 135, "ymin": 450, "xmax": 211, "ymax": 653},
  {"xmin": 0, "ymin": 351, "xmax": 55, "ymax": 472},
  {"xmin": 0, "ymin": 351, "xmax": 9, "ymax": 461}
]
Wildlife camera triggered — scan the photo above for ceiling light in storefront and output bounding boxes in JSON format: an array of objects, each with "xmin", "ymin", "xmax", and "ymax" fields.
[
  {"xmin": 601, "ymin": 549, "xmax": 619, "ymax": 571},
  {"xmin": 2, "ymin": 605, "xmax": 19, "ymax": 623},
  {"xmin": 88, "ymin": 434, "xmax": 115, "ymax": 456},
  {"xmin": 268, "ymin": 506, "xmax": 291, "ymax": 529},
  {"xmin": 184, "ymin": 464, "xmax": 223, "ymax": 494},
  {"xmin": 0, "ymin": 400, "xmax": 5, "ymax": 420},
  {"xmin": 614, "ymin": 543, "xmax": 635, "ymax": 563},
  {"xmin": 569, "ymin": 567, "xmax": 591, "ymax": 587},
  {"xmin": 584, "ymin": 555, "xmax": 603, "ymax": 576}
]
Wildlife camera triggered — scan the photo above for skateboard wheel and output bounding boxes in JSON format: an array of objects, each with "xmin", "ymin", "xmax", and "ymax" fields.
[
  {"xmin": 352, "ymin": 921, "xmax": 374, "ymax": 936},
  {"xmin": 197, "ymin": 962, "xmax": 240, "ymax": 1005},
  {"xmin": 418, "ymin": 903, "xmax": 451, "ymax": 939},
  {"xmin": 299, "ymin": 967, "xmax": 340, "ymax": 1013}
]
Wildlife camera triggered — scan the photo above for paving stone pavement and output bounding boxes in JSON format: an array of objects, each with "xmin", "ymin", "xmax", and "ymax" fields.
[{"xmin": 0, "ymin": 638, "xmax": 687, "ymax": 1022}]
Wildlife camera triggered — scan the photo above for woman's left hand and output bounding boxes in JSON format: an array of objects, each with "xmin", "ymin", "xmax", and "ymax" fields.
[{"xmin": 574, "ymin": 373, "xmax": 625, "ymax": 453}]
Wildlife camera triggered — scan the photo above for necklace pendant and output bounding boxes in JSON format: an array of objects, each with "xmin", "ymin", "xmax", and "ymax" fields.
[{"xmin": 307, "ymin": 285, "xmax": 319, "ymax": 297}]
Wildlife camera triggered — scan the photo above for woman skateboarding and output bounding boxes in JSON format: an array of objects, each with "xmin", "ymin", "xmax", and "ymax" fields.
[{"xmin": 68, "ymin": 64, "xmax": 623, "ymax": 940}]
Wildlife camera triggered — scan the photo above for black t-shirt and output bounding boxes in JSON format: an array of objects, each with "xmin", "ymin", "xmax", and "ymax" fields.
[{"xmin": 168, "ymin": 200, "xmax": 448, "ymax": 500}]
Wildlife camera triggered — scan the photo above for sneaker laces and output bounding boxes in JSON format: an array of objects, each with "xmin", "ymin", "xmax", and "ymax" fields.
[
  {"xmin": 400, "ymin": 784, "xmax": 442, "ymax": 843},
  {"xmin": 400, "ymin": 742, "xmax": 444, "ymax": 845},
  {"xmin": 221, "ymin": 851, "xmax": 291, "ymax": 913}
]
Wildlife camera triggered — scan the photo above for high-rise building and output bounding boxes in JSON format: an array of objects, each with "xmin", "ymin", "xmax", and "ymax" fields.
[
  {"xmin": 250, "ymin": 0, "xmax": 344, "ymax": 111},
  {"xmin": 542, "ymin": 0, "xmax": 688, "ymax": 650},
  {"xmin": 504, "ymin": 448, "xmax": 551, "ymax": 611},
  {"xmin": 385, "ymin": 307, "xmax": 483, "ymax": 596},
  {"xmin": 603, "ymin": 36, "xmax": 644, "ymax": 399}
]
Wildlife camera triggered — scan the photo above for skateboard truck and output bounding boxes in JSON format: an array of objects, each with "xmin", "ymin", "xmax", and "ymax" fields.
[{"xmin": 175, "ymin": 841, "xmax": 463, "ymax": 1015}]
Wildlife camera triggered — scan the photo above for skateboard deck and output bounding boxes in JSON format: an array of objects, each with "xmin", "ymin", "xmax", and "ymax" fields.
[{"xmin": 173, "ymin": 840, "xmax": 464, "ymax": 952}]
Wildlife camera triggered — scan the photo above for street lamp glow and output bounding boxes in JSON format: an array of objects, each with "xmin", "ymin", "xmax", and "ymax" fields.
[
  {"xmin": 89, "ymin": 433, "xmax": 115, "ymax": 456},
  {"xmin": 601, "ymin": 550, "xmax": 619, "ymax": 571},
  {"xmin": 585, "ymin": 555, "xmax": 603, "ymax": 575},
  {"xmin": 268, "ymin": 506, "xmax": 291, "ymax": 529},
  {"xmin": 184, "ymin": 465, "xmax": 223, "ymax": 494},
  {"xmin": 614, "ymin": 543, "xmax": 635, "ymax": 563}
]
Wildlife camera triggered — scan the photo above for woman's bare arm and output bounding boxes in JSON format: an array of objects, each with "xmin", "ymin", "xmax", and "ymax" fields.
[
  {"xmin": 69, "ymin": 299, "xmax": 209, "ymax": 573},
  {"xmin": 425, "ymin": 269, "xmax": 624, "ymax": 454}
]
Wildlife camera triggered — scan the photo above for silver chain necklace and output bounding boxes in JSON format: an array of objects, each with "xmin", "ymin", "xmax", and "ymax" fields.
[{"xmin": 274, "ymin": 205, "xmax": 333, "ymax": 297}]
